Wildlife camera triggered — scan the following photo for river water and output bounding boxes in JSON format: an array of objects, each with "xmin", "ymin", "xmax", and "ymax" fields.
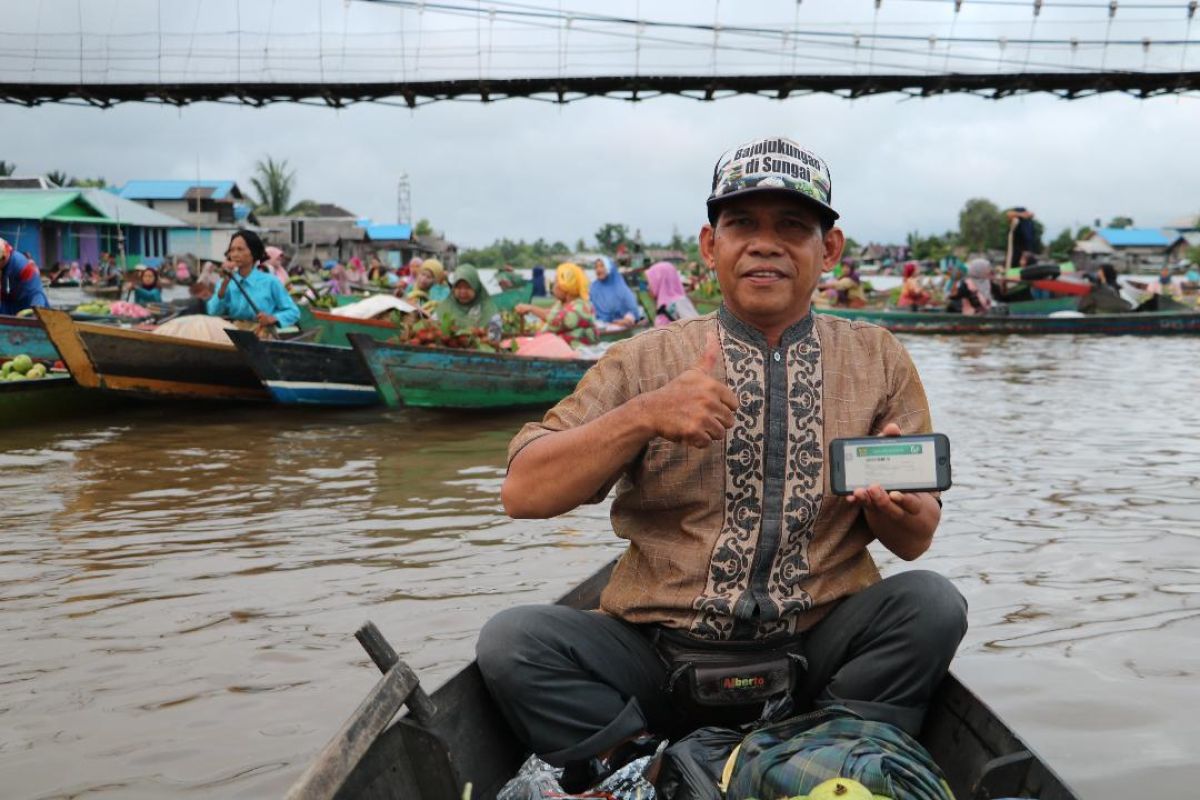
[{"xmin": 2, "ymin": 333, "xmax": 1198, "ymax": 799}]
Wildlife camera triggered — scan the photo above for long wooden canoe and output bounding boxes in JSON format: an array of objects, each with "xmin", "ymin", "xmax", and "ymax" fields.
[
  {"xmin": 349, "ymin": 334, "xmax": 593, "ymax": 410},
  {"xmin": 0, "ymin": 373, "xmax": 107, "ymax": 425},
  {"xmin": 817, "ymin": 307, "xmax": 1200, "ymax": 335},
  {"xmin": 288, "ymin": 559, "xmax": 1080, "ymax": 800},
  {"xmin": 297, "ymin": 306, "xmax": 406, "ymax": 348},
  {"xmin": 82, "ymin": 283, "xmax": 123, "ymax": 298},
  {"xmin": 227, "ymin": 329, "xmax": 380, "ymax": 407},
  {"xmin": 0, "ymin": 313, "xmax": 59, "ymax": 361},
  {"xmin": 36, "ymin": 307, "xmax": 270, "ymax": 401}
]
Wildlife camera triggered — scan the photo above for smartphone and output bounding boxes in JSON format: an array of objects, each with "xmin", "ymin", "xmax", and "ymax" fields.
[{"xmin": 829, "ymin": 433, "xmax": 951, "ymax": 495}]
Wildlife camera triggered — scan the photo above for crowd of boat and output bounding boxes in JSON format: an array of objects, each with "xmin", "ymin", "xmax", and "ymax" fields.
[{"xmin": 4, "ymin": 249, "xmax": 1200, "ymax": 426}]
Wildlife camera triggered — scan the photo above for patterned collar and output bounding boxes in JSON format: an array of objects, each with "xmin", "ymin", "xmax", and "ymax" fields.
[{"xmin": 718, "ymin": 304, "xmax": 815, "ymax": 350}]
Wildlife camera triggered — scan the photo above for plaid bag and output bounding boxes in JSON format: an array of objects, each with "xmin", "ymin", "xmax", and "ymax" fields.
[{"xmin": 726, "ymin": 706, "xmax": 954, "ymax": 800}]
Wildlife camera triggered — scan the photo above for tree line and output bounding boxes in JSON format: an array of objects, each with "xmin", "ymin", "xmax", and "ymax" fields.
[{"xmin": 904, "ymin": 198, "xmax": 1147, "ymax": 263}]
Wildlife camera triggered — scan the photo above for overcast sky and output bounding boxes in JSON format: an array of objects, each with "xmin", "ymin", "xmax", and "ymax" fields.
[{"xmin": 6, "ymin": 0, "xmax": 1200, "ymax": 248}]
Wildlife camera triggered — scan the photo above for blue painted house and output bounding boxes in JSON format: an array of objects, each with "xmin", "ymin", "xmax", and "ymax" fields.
[
  {"xmin": 0, "ymin": 189, "xmax": 184, "ymax": 271},
  {"xmin": 116, "ymin": 180, "xmax": 254, "ymax": 262},
  {"xmin": 1089, "ymin": 228, "xmax": 1188, "ymax": 271}
]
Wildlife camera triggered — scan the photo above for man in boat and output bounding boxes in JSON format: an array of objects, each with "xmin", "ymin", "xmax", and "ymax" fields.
[
  {"xmin": 480, "ymin": 136, "xmax": 967, "ymax": 789},
  {"xmin": 0, "ymin": 237, "xmax": 50, "ymax": 316},
  {"xmin": 1005, "ymin": 206, "xmax": 1037, "ymax": 270}
]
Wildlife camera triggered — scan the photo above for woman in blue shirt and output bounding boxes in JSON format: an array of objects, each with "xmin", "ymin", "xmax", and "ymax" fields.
[
  {"xmin": 130, "ymin": 267, "xmax": 163, "ymax": 305},
  {"xmin": 207, "ymin": 230, "xmax": 300, "ymax": 329}
]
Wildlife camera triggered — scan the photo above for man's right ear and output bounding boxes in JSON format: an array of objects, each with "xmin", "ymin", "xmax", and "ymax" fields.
[{"xmin": 699, "ymin": 223, "xmax": 716, "ymax": 266}]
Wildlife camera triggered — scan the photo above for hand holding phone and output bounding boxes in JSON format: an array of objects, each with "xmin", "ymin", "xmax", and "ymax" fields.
[{"xmin": 830, "ymin": 431, "xmax": 951, "ymax": 496}]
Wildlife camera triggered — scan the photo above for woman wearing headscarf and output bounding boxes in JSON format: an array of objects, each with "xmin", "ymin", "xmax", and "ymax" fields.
[
  {"xmin": 346, "ymin": 256, "xmax": 368, "ymax": 286},
  {"xmin": 207, "ymin": 229, "xmax": 300, "ymax": 330},
  {"xmin": 263, "ymin": 246, "xmax": 290, "ymax": 285},
  {"xmin": 436, "ymin": 264, "xmax": 502, "ymax": 340},
  {"xmin": 403, "ymin": 257, "xmax": 450, "ymax": 305},
  {"xmin": 326, "ymin": 264, "xmax": 351, "ymax": 296},
  {"xmin": 896, "ymin": 261, "xmax": 931, "ymax": 310},
  {"xmin": 589, "ymin": 256, "xmax": 642, "ymax": 329},
  {"xmin": 945, "ymin": 262, "xmax": 990, "ymax": 315},
  {"xmin": 130, "ymin": 266, "xmax": 163, "ymax": 305},
  {"xmin": 514, "ymin": 262, "xmax": 599, "ymax": 347},
  {"xmin": 646, "ymin": 261, "xmax": 699, "ymax": 327}
]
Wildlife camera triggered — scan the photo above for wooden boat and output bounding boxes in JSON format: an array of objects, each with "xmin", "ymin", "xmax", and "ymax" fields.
[
  {"xmin": 817, "ymin": 307, "xmax": 1200, "ymax": 335},
  {"xmin": 0, "ymin": 314, "xmax": 60, "ymax": 361},
  {"xmin": 82, "ymin": 283, "xmax": 122, "ymax": 299},
  {"xmin": 35, "ymin": 307, "xmax": 270, "ymax": 401},
  {"xmin": 0, "ymin": 374, "xmax": 95, "ymax": 425},
  {"xmin": 227, "ymin": 329, "xmax": 379, "ymax": 407},
  {"xmin": 297, "ymin": 305, "xmax": 404, "ymax": 348},
  {"xmin": 349, "ymin": 334, "xmax": 593, "ymax": 410},
  {"xmin": 287, "ymin": 559, "xmax": 1080, "ymax": 800}
]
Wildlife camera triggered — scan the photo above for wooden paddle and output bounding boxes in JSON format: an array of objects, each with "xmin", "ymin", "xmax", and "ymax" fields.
[{"xmin": 1005, "ymin": 215, "xmax": 1018, "ymax": 271}]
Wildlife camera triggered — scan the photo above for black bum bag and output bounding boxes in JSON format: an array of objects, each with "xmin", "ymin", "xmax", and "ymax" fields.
[{"xmin": 651, "ymin": 628, "xmax": 807, "ymax": 708}]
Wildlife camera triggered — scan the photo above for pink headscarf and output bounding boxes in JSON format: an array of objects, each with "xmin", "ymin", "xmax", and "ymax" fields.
[
  {"xmin": 265, "ymin": 246, "xmax": 288, "ymax": 283},
  {"xmin": 647, "ymin": 261, "xmax": 687, "ymax": 307}
]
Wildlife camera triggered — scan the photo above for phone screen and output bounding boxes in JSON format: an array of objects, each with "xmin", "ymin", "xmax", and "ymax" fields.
[{"xmin": 840, "ymin": 435, "xmax": 942, "ymax": 492}]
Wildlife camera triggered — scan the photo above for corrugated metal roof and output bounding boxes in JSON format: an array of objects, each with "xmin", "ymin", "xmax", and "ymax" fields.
[
  {"xmin": 117, "ymin": 180, "xmax": 238, "ymax": 201},
  {"xmin": 0, "ymin": 190, "xmax": 88, "ymax": 220},
  {"xmin": 79, "ymin": 189, "xmax": 187, "ymax": 227},
  {"xmin": 1095, "ymin": 228, "xmax": 1174, "ymax": 248},
  {"xmin": 0, "ymin": 189, "xmax": 186, "ymax": 227},
  {"xmin": 365, "ymin": 223, "xmax": 413, "ymax": 241}
]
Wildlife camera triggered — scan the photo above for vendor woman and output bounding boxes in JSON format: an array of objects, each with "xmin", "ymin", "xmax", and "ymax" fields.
[
  {"xmin": 207, "ymin": 230, "xmax": 300, "ymax": 328},
  {"xmin": 0, "ymin": 237, "xmax": 50, "ymax": 315}
]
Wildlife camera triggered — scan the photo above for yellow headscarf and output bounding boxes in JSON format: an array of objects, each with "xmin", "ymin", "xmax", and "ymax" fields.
[
  {"xmin": 555, "ymin": 262, "xmax": 590, "ymax": 302},
  {"xmin": 421, "ymin": 258, "xmax": 445, "ymax": 283}
]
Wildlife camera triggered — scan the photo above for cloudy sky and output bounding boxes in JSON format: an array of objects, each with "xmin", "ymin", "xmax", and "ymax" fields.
[{"xmin": 6, "ymin": 0, "xmax": 1200, "ymax": 248}]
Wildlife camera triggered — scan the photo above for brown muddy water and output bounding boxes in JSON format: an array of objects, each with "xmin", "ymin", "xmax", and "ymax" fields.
[{"xmin": 2, "ymin": 334, "xmax": 1198, "ymax": 799}]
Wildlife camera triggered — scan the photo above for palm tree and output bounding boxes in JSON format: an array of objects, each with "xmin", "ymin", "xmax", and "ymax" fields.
[
  {"xmin": 45, "ymin": 170, "xmax": 71, "ymax": 187},
  {"xmin": 0, "ymin": 161, "xmax": 16, "ymax": 177},
  {"xmin": 249, "ymin": 156, "xmax": 318, "ymax": 216}
]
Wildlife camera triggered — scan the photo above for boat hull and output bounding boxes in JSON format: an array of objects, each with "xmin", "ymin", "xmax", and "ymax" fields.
[
  {"xmin": 818, "ymin": 307, "xmax": 1200, "ymax": 335},
  {"xmin": 303, "ymin": 559, "xmax": 1079, "ymax": 800},
  {"xmin": 350, "ymin": 335, "xmax": 592, "ymax": 410},
  {"xmin": 0, "ymin": 374, "xmax": 107, "ymax": 425},
  {"xmin": 36, "ymin": 308, "xmax": 270, "ymax": 401},
  {"xmin": 0, "ymin": 314, "xmax": 59, "ymax": 361},
  {"xmin": 226, "ymin": 330, "xmax": 379, "ymax": 407}
]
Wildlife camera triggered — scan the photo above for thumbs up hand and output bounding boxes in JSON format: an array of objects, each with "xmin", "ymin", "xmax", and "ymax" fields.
[{"xmin": 640, "ymin": 330, "xmax": 738, "ymax": 449}]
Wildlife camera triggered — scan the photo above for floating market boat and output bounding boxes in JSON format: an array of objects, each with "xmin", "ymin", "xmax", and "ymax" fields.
[
  {"xmin": 226, "ymin": 329, "xmax": 379, "ymax": 407},
  {"xmin": 349, "ymin": 334, "xmax": 593, "ymax": 410},
  {"xmin": 0, "ymin": 373, "xmax": 100, "ymax": 425},
  {"xmin": 297, "ymin": 305, "xmax": 404, "ymax": 348},
  {"xmin": 0, "ymin": 314, "xmax": 59, "ymax": 361},
  {"xmin": 36, "ymin": 308, "xmax": 270, "ymax": 401},
  {"xmin": 81, "ymin": 283, "xmax": 123, "ymax": 299},
  {"xmin": 286, "ymin": 558, "xmax": 1080, "ymax": 800},
  {"xmin": 816, "ymin": 307, "xmax": 1200, "ymax": 335}
]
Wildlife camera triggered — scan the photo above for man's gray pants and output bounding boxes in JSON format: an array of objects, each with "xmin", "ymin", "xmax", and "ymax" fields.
[{"xmin": 476, "ymin": 570, "xmax": 967, "ymax": 767}]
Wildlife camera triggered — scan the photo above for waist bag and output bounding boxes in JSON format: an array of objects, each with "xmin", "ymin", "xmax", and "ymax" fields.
[{"xmin": 652, "ymin": 628, "xmax": 806, "ymax": 709}]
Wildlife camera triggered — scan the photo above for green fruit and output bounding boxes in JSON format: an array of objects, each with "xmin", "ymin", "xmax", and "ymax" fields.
[
  {"xmin": 0, "ymin": 362, "xmax": 10, "ymax": 377},
  {"xmin": 10, "ymin": 354, "xmax": 33, "ymax": 375},
  {"xmin": 808, "ymin": 778, "xmax": 874, "ymax": 800},
  {"xmin": 7, "ymin": 372, "xmax": 26, "ymax": 381},
  {"xmin": 27, "ymin": 364, "xmax": 47, "ymax": 379}
]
